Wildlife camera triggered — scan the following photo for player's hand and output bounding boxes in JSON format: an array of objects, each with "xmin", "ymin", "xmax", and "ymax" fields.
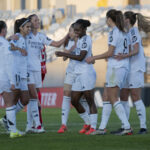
[
  {"xmin": 86, "ymin": 57, "xmax": 95, "ymax": 64},
  {"xmin": 55, "ymin": 51, "xmax": 63, "ymax": 57},
  {"xmin": 10, "ymin": 84, "xmax": 15, "ymax": 91},
  {"xmin": 9, "ymin": 35, "xmax": 19, "ymax": 41},
  {"xmin": 114, "ymin": 53, "xmax": 126, "ymax": 60},
  {"xmin": 10, "ymin": 43, "xmax": 16, "ymax": 50},
  {"xmin": 20, "ymin": 49, "xmax": 27, "ymax": 56}
]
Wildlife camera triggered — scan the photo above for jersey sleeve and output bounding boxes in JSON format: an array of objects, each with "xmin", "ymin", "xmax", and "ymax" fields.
[
  {"xmin": 65, "ymin": 40, "xmax": 74, "ymax": 50},
  {"xmin": 42, "ymin": 34, "xmax": 53, "ymax": 46},
  {"xmin": 79, "ymin": 36, "xmax": 91, "ymax": 52},
  {"xmin": 130, "ymin": 28, "xmax": 140, "ymax": 46},
  {"xmin": 108, "ymin": 29, "xmax": 119, "ymax": 47},
  {"xmin": 4, "ymin": 43, "xmax": 15, "ymax": 84}
]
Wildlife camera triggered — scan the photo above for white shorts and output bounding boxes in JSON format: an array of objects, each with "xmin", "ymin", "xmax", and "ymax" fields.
[
  {"xmin": 0, "ymin": 80, "xmax": 11, "ymax": 94},
  {"xmin": 27, "ymin": 71, "xmax": 42, "ymax": 88},
  {"xmin": 72, "ymin": 71, "xmax": 96, "ymax": 91},
  {"xmin": 123, "ymin": 71, "xmax": 144, "ymax": 89},
  {"xmin": 14, "ymin": 74, "xmax": 21, "ymax": 89},
  {"xmin": 20, "ymin": 78, "xmax": 28, "ymax": 91},
  {"xmin": 64, "ymin": 72, "xmax": 76, "ymax": 85},
  {"xmin": 106, "ymin": 67, "xmax": 128, "ymax": 89}
]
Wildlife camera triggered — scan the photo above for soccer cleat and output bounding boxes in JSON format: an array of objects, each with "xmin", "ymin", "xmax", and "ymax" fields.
[
  {"xmin": 0, "ymin": 118, "xmax": 10, "ymax": 133},
  {"xmin": 79, "ymin": 124, "xmax": 90, "ymax": 134},
  {"xmin": 90, "ymin": 129, "xmax": 107, "ymax": 135},
  {"xmin": 57, "ymin": 124, "xmax": 67, "ymax": 133},
  {"xmin": 10, "ymin": 130, "xmax": 25, "ymax": 138},
  {"xmin": 33, "ymin": 125, "xmax": 45, "ymax": 133},
  {"xmin": 110, "ymin": 128, "xmax": 124, "ymax": 134},
  {"xmin": 115, "ymin": 128, "xmax": 133, "ymax": 136},
  {"xmin": 138, "ymin": 128, "xmax": 147, "ymax": 134},
  {"xmin": 25, "ymin": 126, "xmax": 36, "ymax": 133},
  {"xmin": 85, "ymin": 128, "xmax": 96, "ymax": 135}
]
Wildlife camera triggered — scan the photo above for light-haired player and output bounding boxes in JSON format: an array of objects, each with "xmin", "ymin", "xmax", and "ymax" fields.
[
  {"xmin": 112, "ymin": 11, "xmax": 149, "ymax": 134},
  {"xmin": 86, "ymin": 9, "xmax": 132, "ymax": 135},
  {"xmin": 25, "ymin": 14, "xmax": 69, "ymax": 133}
]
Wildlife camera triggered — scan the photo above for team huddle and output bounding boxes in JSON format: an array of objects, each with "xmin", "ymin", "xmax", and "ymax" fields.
[{"xmin": 0, "ymin": 9, "xmax": 149, "ymax": 138}]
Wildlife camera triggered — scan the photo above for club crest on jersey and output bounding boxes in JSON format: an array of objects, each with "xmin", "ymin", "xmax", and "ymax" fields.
[
  {"xmin": 82, "ymin": 42, "xmax": 87, "ymax": 49},
  {"xmin": 132, "ymin": 36, "xmax": 137, "ymax": 43},
  {"xmin": 29, "ymin": 36, "xmax": 32, "ymax": 39},
  {"xmin": 109, "ymin": 36, "xmax": 113, "ymax": 42}
]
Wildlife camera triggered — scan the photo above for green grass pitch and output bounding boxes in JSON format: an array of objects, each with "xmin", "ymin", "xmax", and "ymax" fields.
[{"xmin": 0, "ymin": 107, "xmax": 150, "ymax": 150}]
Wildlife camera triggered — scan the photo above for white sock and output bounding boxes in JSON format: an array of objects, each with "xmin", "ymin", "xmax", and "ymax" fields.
[
  {"xmin": 26, "ymin": 102, "xmax": 33, "ymax": 129},
  {"xmin": 114, "ymin": 101, "xmax": 130, "ymax": 129},
  {"xmin": 121, "ymin": 100, "xmax": 130, "ymax": 120},
  {"xmin": 79, "ymin": 112, "xmax": 90, "ymax": 125},
  {"xmin": 80, "ymin": 98, "xmax": 90, "ymax": 115},
  {"xmin": 99, "ymin": 101, "xmax": 112, "ymax": 130},
  {"xmin": 90, "ymin": 114, "xmax": 98, "ymax": 129},
  {"xmin": 61, "ymin": 96, "xmax": 71, "ymax": 125},
  {"xmin": 134, "ymin": 100, "xmax": 147, "ymax": 129},
  {"xmin": 30, "ymin": 99, "xmax": 41, "ymax": 128},
  {"xmin": 16, "ymin": 100, "xmax": 24, "ymax": 114},
  {"xmin": 6, "ymin": 105, "xmax": 17, "ymax": 132}
]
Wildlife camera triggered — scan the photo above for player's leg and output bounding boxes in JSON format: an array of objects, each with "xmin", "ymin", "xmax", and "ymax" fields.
[
  {"xmin": 131, "ymin": 88, "xmax": 147, "ymax": 134},
  {"xmin": 71, "ymin": 91, "xmax": 91, "ymax": 133},
  {"xmin": 2, "ymin": 91, "xmax": 24, "ymax": 138},
  {"xmin": 57, "ymin": 84, "xmax": 71, "ymax": 133},
  {"xmin": 110, "ymin": 88, "xmax": 130, "ymax": 134},
  {"xmin": 93, "ymin": 86, "xmax": 112, "ymax": 135},
  {"xmin": 83, "ymin": 89, "xmax": 98, "ymax": 135},
  {"xmin": 130, "ymin": 71, "xmax": 147, "ymax": 134},
  {"xmin": 107, "ymin": 67, "xmax": 132, "ymax": 135},
  {"xmin": 26, "ymin": 71, "xmax": 44, "ymax": 133}
]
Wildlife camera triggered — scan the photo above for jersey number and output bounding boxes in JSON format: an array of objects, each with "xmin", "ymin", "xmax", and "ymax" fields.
[{"xmin": 123, "ymin": 38, "xmax": 128, "ymax": 54}]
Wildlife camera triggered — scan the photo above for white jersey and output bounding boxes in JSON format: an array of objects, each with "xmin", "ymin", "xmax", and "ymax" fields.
[
  {"xmin": 128, "ymin": 27, "xmax": 146, "ymax": 72},
  {"xmin": 65, "ymin": 40, "xmax": 76, "ymax": 73},
  {"xmin": 26, "ymin": 32, "xmax": 53, "ymax": 71},
  {"xmin": 10, "ymin": 33, "xmax": 27, "ymax": 78},
  {"xmin": 0, "ymin": 36, "xmax": 15, "ymax": 84},
  {"xmin": 107, "ymin": 27, "xmax": 129, "ymax": 69},
  {"xmin": 74, "ymin": 35, "xmax": 95, "ymax": 74}
]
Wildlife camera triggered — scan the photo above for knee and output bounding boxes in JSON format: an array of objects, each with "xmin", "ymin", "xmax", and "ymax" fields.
[{"xmin": 64, "ymin": 90, "xmax": 71, "ymax": 97}]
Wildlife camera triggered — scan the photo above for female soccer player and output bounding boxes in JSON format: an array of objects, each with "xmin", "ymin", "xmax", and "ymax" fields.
[
  {"xmin": 56, "ymin": 19, "xmax": 97, "ymax": 135},
  {"xmin": 57, "ymin": 23, "xmax": 90, "ymax": 133},
  {"xmin": 25, "ymin": 14, "xmax": 69, "ymax": 133},
  {"xmin": 114, "ymin": 11, "xmax": 149, "ymax": 134},
  {"xmin": 0, "ymin": 20, "xmax": 24, "ymax": 138},
  {"xmin": 86, "ymin": 9, "xmax": 132, "ymax": 135},
  {"xmin": 10, "ymin": 18, "xmax": 31, "ymax": 112}
]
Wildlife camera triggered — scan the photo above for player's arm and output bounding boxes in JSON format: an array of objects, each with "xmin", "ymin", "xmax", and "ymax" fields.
[
  {"xmin": 56, "ymin": 50, "xmax": 87, "ymax": 61},
  {"xmin": 114, "ymin": 43, "xmax": 139, "ymax": 60},
  {"xmin": 50, "ymin": 34, "xmax": 69, "ymax": 48},
  {"xmin": 86, "ymin": 45, "xmax": 115, "ymax": 64},
  {"xmin": 10, "ymin": 43, "xmax": 27, "ymax": 56}
]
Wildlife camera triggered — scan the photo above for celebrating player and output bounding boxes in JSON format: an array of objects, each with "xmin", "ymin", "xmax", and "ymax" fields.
[
  {"xmin": 86, "ymin": 9, "xmax": 132, "ymax": 135},
  {"xmin": 56, "ymin": 19, "xmax": 97, "ymax": 135}
]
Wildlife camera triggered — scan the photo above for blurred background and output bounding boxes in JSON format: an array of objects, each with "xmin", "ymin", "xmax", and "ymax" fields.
[{"xmin": 0, "ymin": 0, "xmax": 150, "ymax": 89}]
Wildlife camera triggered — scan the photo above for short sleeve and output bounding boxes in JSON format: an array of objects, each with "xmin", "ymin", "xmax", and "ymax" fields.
[
  {"xmin": 130, "ymin": 28, "xmax": 140, "ymax": 45},
  {"xmin": 79, "ymin": 36, "xmax": 90, "ymax": 52},
  {"xmin": 42, "ymin": 33, "xmax": 53, "ymax": 46},
  {"xmin": 108, "ymin": 29, "xmax": 118, "ymax": 46}
]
